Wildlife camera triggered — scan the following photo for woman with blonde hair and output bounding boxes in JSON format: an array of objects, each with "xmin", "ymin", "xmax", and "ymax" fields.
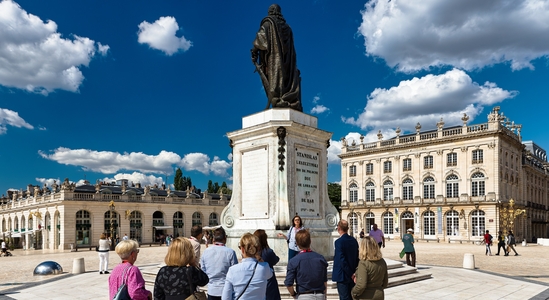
[
  {"xmin": 222, "ymin": 233, "xmax": 272, "ymax": 299},
  {"xmin": 154, "ymin": 237, "xmax": 209, "ymax": 300},
  {"xmin": 351, "ymin": 236, "xmax": 388, "ymax": 300},
  {"xmin": 108, "ymin": 240, "xmax": 152, "ymax": 300},
  {"xmin": 97, "ymin": 232, "xmax": 111, "ymax": 274}
]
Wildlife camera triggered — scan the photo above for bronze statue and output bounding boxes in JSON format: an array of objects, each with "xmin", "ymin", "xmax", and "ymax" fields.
[{"xmin": 252, "ymin": 4, "xmax": 302, "ymax": 112}]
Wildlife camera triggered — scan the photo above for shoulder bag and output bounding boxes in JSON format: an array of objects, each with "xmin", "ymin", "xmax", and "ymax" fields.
[
  {"xmin": 113, "ymin": 264, "xmax": 132, "ymax": 300},
  {"xmin": 236, "ymin": 261, "xmax": 259, "ymax": 300},
  {"xmin": 185, "ymin": 267, "xmax": 207, "ymax": 300}
]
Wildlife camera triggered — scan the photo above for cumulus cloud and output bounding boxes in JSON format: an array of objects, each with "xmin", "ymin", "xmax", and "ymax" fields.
[
  {"xmin": 311, "ymin": 105, "xmax": 329, "ymax": 114},
  {"xmin": 0, "ymin": 108, "xmax": 34, "ymax": 134},
  {"xmin": 101, "ymin": 172, "xmax": 165, "ymax": 187},
  {"xmin": 179, "ymin": 153, "xmax": 232, "ymax": 176},
  {"xmin": 137, "ymin": 16, "xmax": 192, "ymax": 55},
  {"xmin": 38, "ymin": 148, "xmax": 181, "ymax": 174},
  {"xmin": 343, "ymin": 69, "xmax": 516, "ymax": 132},
  {"xmin": 358, "ymin": 0, "xmax": 549, "ymax": 72},
  {"xmin": 0, "ymin": 0, "xmax": 109, "ymax": 94},
  {"xmin": 35, "ymin": 177, "xmax": 60, "ymax": 187}
]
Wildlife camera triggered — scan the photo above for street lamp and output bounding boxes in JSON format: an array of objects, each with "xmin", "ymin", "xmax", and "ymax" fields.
[{"xmin": 108, "ymin": 200, "xmax": 115, "ymax": 250}]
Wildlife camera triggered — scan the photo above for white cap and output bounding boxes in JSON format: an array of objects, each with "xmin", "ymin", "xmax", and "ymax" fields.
[{"xmin": 407, "ymin": 228, "xmax": 414, "ymax": 232}]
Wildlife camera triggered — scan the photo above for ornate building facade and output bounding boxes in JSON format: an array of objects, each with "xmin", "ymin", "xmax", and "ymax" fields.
[
  {"xmin": 339, "ymin": 107, "xmax": 548, "ymax": 243},
  {"xmin": 0, "ymin": 179, "xmax": 229, "ymax": 250}
]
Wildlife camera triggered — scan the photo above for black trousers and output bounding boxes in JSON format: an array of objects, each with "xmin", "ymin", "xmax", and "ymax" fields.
[{"xmin": 496, "ymin": 242, "xmax": 507, "ymax": 254}]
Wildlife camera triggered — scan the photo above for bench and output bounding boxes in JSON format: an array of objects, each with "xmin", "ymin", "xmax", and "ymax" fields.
[
  {"xmin": 73, "ymin": 244, "xmax": 96, "ymax": 251},
  {"xmin": 415, "ymin": 238, "xmax": 440, "ymax": 243},
  {"xmin": 448, "ymin": 238, "xmax": 483, "ymax": 244}
]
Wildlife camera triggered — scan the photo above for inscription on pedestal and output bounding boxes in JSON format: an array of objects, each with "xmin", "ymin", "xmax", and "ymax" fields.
[
  {"xmin": 241, "ymin": 147, "xmax": 269, "ymax": 219},
  {"xmin": 295, "ymin": 147, "xmax": 320, "ymax": 218}
]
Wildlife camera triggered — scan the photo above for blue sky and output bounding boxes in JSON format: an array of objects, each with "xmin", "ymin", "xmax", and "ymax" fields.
[{"xmin": 1, "ymin": 0, "xmax": 549, "ymax": 194}]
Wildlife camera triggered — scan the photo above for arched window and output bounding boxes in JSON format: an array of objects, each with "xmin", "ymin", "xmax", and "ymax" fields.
[
  {"xmin": 129, "ymin": 211, "xmax": 143, "ymax": 242},
  {"xmin": 14, "ymin": 217, "xmax": 19, "ymax": 231},
  {"xmin": 21, "ymin": 216, "xmax": 25, "ymax": 231},
  {"xmin": 471, "ymin": 210, "xmax": 485, "ymax": 236},
  {"xmin": 75, "ymin": 210, "xmax": 91, "ymax": 245},
  {"xmin": 365, "ymin": 182, "xmax": 375, "ymax": 202},
  {"xmin": 423, "ymin": 177, "xmax": 435, "ymax": 199},
  {"xmin": 153, "ymin": 211, "xmax": 164, "ymax": 227},
  {"xmin": 349, "ymin": 183, "xmax": 358, "ymax": 203},
  {"xmin": 383, "ymin": 212, "xmax": 394, "ymax": 234},
  {"xmin": 349, "ymin": 212, "xmax": 359, "ymax": 237},
  {"xmin": 192, "ymin": 212, "xmax": 202, "ymax": 226},
  {"xmin": 209, "ymin": 213, "xmax": 218, "ymax": 226},
  {"xmin": 446, "ymin": 175, "xmax": 459, "ymax": 198},
  {"xmin": 446, "ymin": 210, "xmax": 459, "ymax": 236},
  {"xmin": 383, "ymin": 180, "xmax": 394, "ymax": 201},
  {"xmin": 365, "ymin": 212, "xmax": 375, "ymax": 233},
  {"xmin": 471, "ymin": 173, "xmax": 485, "ymax": 196},
  {"xmin": 104, "ymin": 211, "xmax": 119, "ymax": 237},
  {"xmin": 402, "ymin": 179, "xmax": 413, "ymax": 200},
  {"xmin": 423, "ymin": 211, "xmax": 435, "ymax": 236},
  {"xmin": 173, "ymin": 212, "xmax": 184, "ymax": 238}
]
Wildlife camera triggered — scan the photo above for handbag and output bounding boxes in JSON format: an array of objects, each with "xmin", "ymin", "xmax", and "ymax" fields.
[
  {"xmin": 185, "ymin": 267, "xmax": 207, "ymax": 300},
  {"xmin": 236, "ymin": 261, "xmax": 258, "ymax": 300},
  {"xmin": 399, "ymin": 248, "xmax": 405, "ymax": 259},
  {"xmin": 113, "ymin": 264, "xmax": 132, "ymax": 300}
]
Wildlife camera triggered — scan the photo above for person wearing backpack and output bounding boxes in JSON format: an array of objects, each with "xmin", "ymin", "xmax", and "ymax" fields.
[{"xmin": 505, "ymin": 230, "xmax": 519, "ymax": 256}]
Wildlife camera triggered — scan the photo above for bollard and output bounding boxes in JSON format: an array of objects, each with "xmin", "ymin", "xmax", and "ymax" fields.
[
  {"xmin": 463, "ymin": 253, "xmax": 475, "ymax": 269},
  {"xmin": 72, "ymin": 257, "xmax": 85, "ymax": 274},
  {"xmin": 522, "ymin": 240, "xmax": 527, "ymax": 247}
]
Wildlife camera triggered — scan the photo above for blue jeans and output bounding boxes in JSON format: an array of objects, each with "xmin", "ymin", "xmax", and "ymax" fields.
[
  {"xmin": 337, "ymin": 281, "xmax": 354, "ymax": 300},
  {"xmin": 288, "ymin": 248, "xmax": 299, "ymax": 261}
]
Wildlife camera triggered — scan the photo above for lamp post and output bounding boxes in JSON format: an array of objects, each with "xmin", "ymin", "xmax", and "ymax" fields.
[
  {"xmin": 501, "ymin": 199, "xmax": 526, "ymax": 232},
  {"xmin": 108, "ymin": 200, "xmax": 115, "ymax": 250}
]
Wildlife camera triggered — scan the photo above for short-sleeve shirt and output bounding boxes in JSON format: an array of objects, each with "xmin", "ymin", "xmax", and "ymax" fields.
[
  {"xmin": 368, "ymin": 229, "xmax": 384, "ymax": 244},
  {"xmin": 402, "ymin": 233, "xmax": 415, "ymax": 253}
]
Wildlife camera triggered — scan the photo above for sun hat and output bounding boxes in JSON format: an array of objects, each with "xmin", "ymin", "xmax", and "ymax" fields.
[{"xmin": 407, "ymin": 228, "xmax": 413, "ymax": 232}]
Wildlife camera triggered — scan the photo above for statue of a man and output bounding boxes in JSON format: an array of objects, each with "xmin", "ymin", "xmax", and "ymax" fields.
[{"xmin": 252, "ymin": 4, "xmax": 302, "ymax": 112}]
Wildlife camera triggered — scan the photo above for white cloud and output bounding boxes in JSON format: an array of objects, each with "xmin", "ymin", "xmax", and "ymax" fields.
[
  {"xmin": 311, "ymin": 105, "xmax": 330, "ymax": 114},
  {"xmin": 35, "ymin": 177, "xmax": 60, "ymax": 187},
  {"xmin": 137, "ymin": 16, "xmax": 192, "ymax": 55},
  {"xmin": 343, "ymin": 69, "xmax": 516, "ymax": 132},
  {"xmin": 38, "ymin": 148, "xmax": 181, "ymax": 174},
  {"xmin": 210, "ymin": 156, "xmax": 231, "ymax": 177},
  {"xmin": 358, "ymin": 0, "xmax": 549, "ymax": 72},
  {"xmin": 179, "ymin": 153, "xmax": 232, "ymax": 177},
  {"xmin": 101, "ymin": 172, "xmax": 165, "ymax": 187},
  {"xmin": 0, "ymin": 0, "xmax": 109, "ymax": 94},
  {"xmin": 97, "ymin": 42, "xmax": 110, "ymax": 56},
  {"xmin": 0, "ymin": 108, "xmax": 33, "ymax": 134},
  {"xmin": 313, "ymin": 95, "xmax": 321, "ymax": 104}
]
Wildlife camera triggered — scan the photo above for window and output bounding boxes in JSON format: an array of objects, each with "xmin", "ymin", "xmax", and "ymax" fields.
[
  {"xmin": 173, "ymin": 211, "xmax": 184, "ymax": 237},
  {"xmin": 209, "ymin": 213, "xmax": 218, "ymax": 226},
  {"xmin": 365, "ymin": 212, "xmax": 375, "ymax": 233},
  {"xmin": 446, "ymin": 210, "xmax": 459, "ymax": 236},
  {"xmin": 75, "ymin": 210, "xmax": 91, "ymax": 245},
  {"xmin": 349, "ymin": 165, "xmax": 357, "ymax": 177},
  {"xmin": 447, "ymin": 153, "xmax": 457, "ymax": 167},
  {"xmin": 349, "ymin": 183, "xmax": 358, "ymax": 203},
  {"xmin": 446, "ymin": 175, "xmax": 459, "ymax": 198},
  {"xmin": 192, "ymin": 212, "xmax": 202, "ymax": 226},
  {"xmin": 383, "ymin": 161, "xmax": 392, "ymax": 173},
  {"xmin": 472, "ymin": 149, "xmax": 483, "ymax": 164},
  {"xmin": 423, "ymin": 176, "xmax": 435, "ymax": 199},
  {"xmin": 383, "ymin": 180, "xmax": 394, "ymax": 200},
  {"xmin": 104, "ymin": 211, "xmax": 119, "ymax": 236},
  {"xmin": 349, "ymin": 213, "xmax": 359, "ymax": 237},
  {"xmin": 366, "ymin": 163, "xmax": 373, "ymax": 175},
  {"xmin": 365, "ymin": 182, "xmax": 375, "ymax": 202},
  {"xmin": 383, "ymin": 212, "xmax": 394, "ymax": 234},
  {"xmin": 402, "ymin": 179, "xmax": 414, "ymax": 200},
  {"xmin": 471, "ymin": 172, "xmax": 485, "ymax": 196},
  {"xmin": 424, "ymin": 155, "xmax": 434, "ymax": 169},
  {"xmin": 403, "ymin": 158, "xmax": 412, "ymax": 171},
  {"xmin": 471, "ymin": 210, "xmax": 485, "ymax": 236},
  {"xmin": 423, "ymin": 210, "xmax": 435, "ymax": 236},
  {"xmin": 129, "ymin": 211, "xmax": 143, "ymax": 242}
]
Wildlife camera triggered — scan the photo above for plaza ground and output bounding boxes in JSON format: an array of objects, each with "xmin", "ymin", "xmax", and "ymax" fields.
[{"xmin": 0, "ymin": 240, "xmax": 548, "ymax": 299}]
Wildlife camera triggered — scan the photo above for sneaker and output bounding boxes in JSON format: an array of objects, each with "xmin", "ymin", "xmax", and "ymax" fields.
[
  {"xmin": 495, "ymin": 253, "xmax": 500, "ymax": 256},
  {"xmin": 515, "ymin": 254, "xmax": 519, "ymax": 256},
  {"xmin": 100, "ymin": 271, "xmax": 103, "ymax": 274},
  {"xmin": 504, "ymin": 254, "xmax": 509, "ymax": 256},
  {"xmin": 104, "ymin": 271, "xmax": 110, "ymax": 274}
]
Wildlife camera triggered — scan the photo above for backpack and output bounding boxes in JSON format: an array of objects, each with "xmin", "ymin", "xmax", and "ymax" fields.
[{"xmin": 509, "ymin": 235, "xmax": 516, "ymax": 245}]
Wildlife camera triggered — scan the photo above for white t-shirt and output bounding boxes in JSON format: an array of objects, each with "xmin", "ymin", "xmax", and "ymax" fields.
[{"xmin": 1, "ymin": 241, "xmax": 6, "ymax": 249}]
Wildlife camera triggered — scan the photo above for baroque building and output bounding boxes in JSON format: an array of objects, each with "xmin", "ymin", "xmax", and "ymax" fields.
[
  {"xmin": 0, "ymin": 179, "xmax": 229, "ymax": 250},
  {"xmin": 339, "ymin": 107, "xmax": 548, "ymax": 243}
]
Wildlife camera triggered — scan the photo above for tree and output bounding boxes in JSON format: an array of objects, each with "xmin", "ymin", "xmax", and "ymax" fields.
[
  {"xmin": 207, "ymin": 180, "xmax": 214, "ymax": 193},
  {"xmin": 182, "ymin": 176, "xmax": 192, "ymax": 191},
  {"xmin": 327, "ymin": 182, "xmax": 341, "ymax": 211},
  {"xmin": 213, "ymin": 182, "xmax": 220, "ymax": 193},
  {"xmin": 174, "ymin": 168, "xmax": 183, "ymax": 191}
]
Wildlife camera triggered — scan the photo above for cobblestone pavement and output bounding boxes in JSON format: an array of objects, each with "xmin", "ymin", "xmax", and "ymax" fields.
[{"xmin": 0, "ymin": 240, "xmax": 547, "ymax": 299}]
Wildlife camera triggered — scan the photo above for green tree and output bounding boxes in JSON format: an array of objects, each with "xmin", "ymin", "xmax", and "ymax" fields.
[
  {"xmin": 182, "ymin": 176, "xmax": 192, "ymax": 191},
  {"xmin": 213, "ymin": 182, "xmax": 220, "ymax": 193},
  {"xmin": 327, "ymin": 182, "xmax": 342, "ymax": 211},
  {"xmin": 174, "ymin": 168, "xmax": 183, "ymax": 191},
  {"xmin": 207, "ymin": 180, "xmax": 214, "ymax": 193}
]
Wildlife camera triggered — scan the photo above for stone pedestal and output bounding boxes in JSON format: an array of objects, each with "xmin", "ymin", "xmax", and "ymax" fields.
[
  {"xmin": 221, "ymin": 109, "xmax": 339, "ymax": 264},
  {"xmin": 462, "ymin": 253, "xmax": 475, "ymax": 269}
]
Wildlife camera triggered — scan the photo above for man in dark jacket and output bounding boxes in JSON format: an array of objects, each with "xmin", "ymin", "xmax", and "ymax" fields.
[{"xmin": 333, "ymin": 220, "xmax": 359, "ymax": 300}]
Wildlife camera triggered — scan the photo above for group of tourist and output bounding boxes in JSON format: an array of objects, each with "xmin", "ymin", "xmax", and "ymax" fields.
[{"xmin": 484, "ymin": 229, "xmax": 519, "ymax": 256}]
